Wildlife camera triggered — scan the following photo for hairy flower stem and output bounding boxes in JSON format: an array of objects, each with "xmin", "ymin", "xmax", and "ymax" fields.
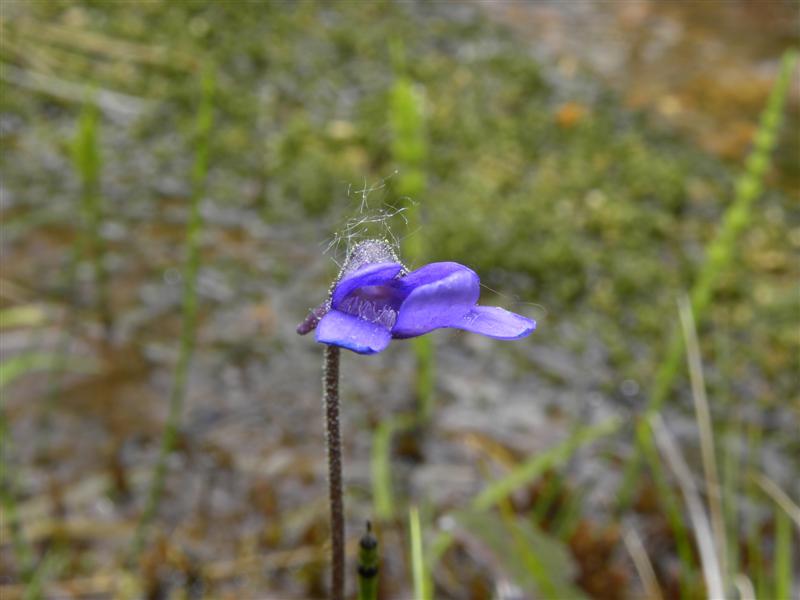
[{"xmin": 323, "ymin": 345, "xmax": 345, "ymax": 600}]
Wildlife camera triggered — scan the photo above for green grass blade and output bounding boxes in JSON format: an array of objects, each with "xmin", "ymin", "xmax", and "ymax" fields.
[
  {"xmin": 774, "ymin": 508, "xmax": 792, "ymax": 600},
  {"xmin": 21, "ymin": 549, "xmax": 66, "ymax": 600},
  {"xmin": 409, "ymin": 506, "xmax": 432, "ymax": 600},
  {"xmin": 1, "ymin": 351, "xmax": 92, "ymax": 583},
  {"xmin": 531, "ymin": 471, "xmax": 562, "ymax": 524},
  {"xmin": 498, "ymin": 500, "xmax": 565, "ymax": 600},
  {"xmin": 551, "ymin": 483, "xmax": 584, "ymax": 541},
  {"xmin": 745, "ymin": 420, "xmax": 767, "ymax": 599},
  {"xmin": 452, "ymin": 507, "xmax": 586, "ymax": 599},
  {"xmin": 0, "ymin": 353, "xmax": 94, "ymax": 390},
  {"xmin": 427, "ymin": 531, "xmax": 454, "ymax": 568},
  {"xmin": 0, "ymin": 413, "xmax": 35, "ymax": 582},
  {"xmin": 389, "ymin": 37, "xmax": 427, "ymax": 248},
  {"xmin": 619, "ymin": 49, "xmax": 798, "ymax": 510},
  {"xmin": 427, "ymin": 419, "xmax": 620, "ymax": 582},
  {"xmin": 753, "ymin": 473, "xmax": 800, "ymax": 530},
  {"xmin": 636, "ymin": 418, "xmax": 695, "ymax": 598},
  {"xmin": 472, "ymin": 417, "xmax": 621, "ymax": 511},
  {"xmin": 651, "ymin": 415, "xmax": 725, "ymax": 599},
  {"xmin": 753, "ymin": 474, "xmax": 799, "ymax": 600},
  {"xmin": 719, "ymin": 334, "xmax": 742, "ymax": 580},
  {"xmin": 0, "ymin": 305, "xmax": 47, "ymax": 329},
  {"xmin": 371, "ymin": 414, "xmax": 415, "ymax": 521},
  {"xmin": 410, "ymin": 336, "xmax": 435, "ymax": 422},
  {"xmin": 72, "ymin": 98, "xmax": 112, "ymax": 336},
  {"xmin": 678, "ymin": 296, "xmax": 727, "ymax": 584},
  {"xmin": 623, "ymin": 526, "xmax": 663, "ymax": 600}
]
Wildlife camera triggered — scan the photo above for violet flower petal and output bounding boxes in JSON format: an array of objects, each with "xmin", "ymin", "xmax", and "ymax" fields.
[
  {"xmin": 448, "ymin": 305, "xmax": 536, "ymax": 339},
  {"xmin": 331, "ymin": 262, "xmax": 404, "ymax": 310},
  {"xmin": 316, "ymin": 309, "xmax": 392, "ymax": 355},
  {"xmin": 392, "ymin": 262, "xmax": 480, "ymax": 338}
]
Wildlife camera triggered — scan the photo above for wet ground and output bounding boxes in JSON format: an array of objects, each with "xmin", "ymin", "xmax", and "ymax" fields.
[
  {"xmin": 486, "ymin": 1, "xmax": 798, "ymax": 160},
  {"xmin": 1, "ymin": 1, "xmax": 798, "ymax": 598}
]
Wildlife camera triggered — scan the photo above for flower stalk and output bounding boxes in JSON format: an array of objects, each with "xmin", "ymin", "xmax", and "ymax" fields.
[
  {"xmin": 323, "ymin": 344, "xmax": 345, "ymax": 600},
  {"xmin": 299, "ymin": 238, "xmax": 535, "ymax": 598}
]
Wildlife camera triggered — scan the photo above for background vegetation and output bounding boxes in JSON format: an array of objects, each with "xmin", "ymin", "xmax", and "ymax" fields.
[{"xmin": 1, "ymin": 1, "xmax": 798, "ymax": 599}]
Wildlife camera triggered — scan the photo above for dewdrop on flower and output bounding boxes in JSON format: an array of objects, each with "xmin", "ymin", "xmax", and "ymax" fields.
[{"xmin": 297, "ymin": 239, "xmax": 536, "ymax": 354}]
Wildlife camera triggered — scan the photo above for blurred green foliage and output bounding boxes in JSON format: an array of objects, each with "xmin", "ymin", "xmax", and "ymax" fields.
[
  {"xmin": 72, "ymin": 98, "xmax": 112, "ymax": 334},
  {"xmin": 453, "ymin": 507, "xmax": 587, "ymax": 600},
  {"xmin": 388, "ymin": 37, "xmax": 435, "ymax": 425},
  {"xmin": 132, "ymin": 65, "xmax": 215, "ymax": 560},
  {"xmin": 1, "ymin": 0, "xmax": 795, "ymax": 419}
]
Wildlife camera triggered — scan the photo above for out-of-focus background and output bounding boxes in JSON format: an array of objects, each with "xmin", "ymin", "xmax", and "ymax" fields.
[{"xmin": 1, "ymin": 1, "xmax": 798, "ymax": 599}]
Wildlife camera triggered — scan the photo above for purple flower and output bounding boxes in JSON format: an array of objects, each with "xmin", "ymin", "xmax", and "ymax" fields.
[{"xmin": 298, "ymin": 240, "xmax": 536, "ymax": 355}]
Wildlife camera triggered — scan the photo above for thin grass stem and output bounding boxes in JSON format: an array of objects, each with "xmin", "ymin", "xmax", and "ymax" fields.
[
  {"xmin": 409, "ymin": 505, "xmax": 431, "ymax": 600},
  {"xmin": 636, "ymin": 419, "xmax": 695, "ymax": 599},
  {"xmin": 0, "ymin": 413, "xmax": 35, "ymax": 582},
  {"xmin": 130, "ymin": 66, "xmax": 214, "ymax": 561},
  {"xmin": 623, "ymin": 525, "xmax": 663, "ymax": 600},
  {"xmin": 753, "ymin": 473, "xmax": 800, "ymax": 531},
  {"xmin": 651, "ymin": 414, "xmax": 725, "ymax": 599},
  {"xmin": 745, "ymin": 418, "xmax": 767, "ymax": 598},
  {"xmin": 719, "ymin": 331, "xmax": 742, "ymax": 580},
  {"xmin": 472, "ymin": 417, "xmax": 620, "ymax": 511},
  {"xmin": 371, "ymin": 413, "xmax": 415, "ymax": 521},
  {"xmin": 498, "ymin": 498, "xmax": 558, "ymax": 599},
  {"xmin": 37, "ymin": 246, "xmax": 83, "ymax": 457},
  {"xmin": 551, "ymin": 485, "xmax": 583, "ymax": 541},
  {"xmin": 677, "ymin": 296, "xmax": 727, "ymax": 585},
  {"xmin": 733, "ymin": 574, "xmax": 756, "ymax": 600},
  {"xmin": 774, "ymin": 507, "xmax": 792, "ymax": 600},
  {"xmin": 73, "ymin": 98, "xmax": 112, "ymax": 339}
]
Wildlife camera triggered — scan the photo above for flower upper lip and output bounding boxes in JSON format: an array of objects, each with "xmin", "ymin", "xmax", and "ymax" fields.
[{"xmin": 302, "ymin": 257, "xmax": 536, "ymax": 355}]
